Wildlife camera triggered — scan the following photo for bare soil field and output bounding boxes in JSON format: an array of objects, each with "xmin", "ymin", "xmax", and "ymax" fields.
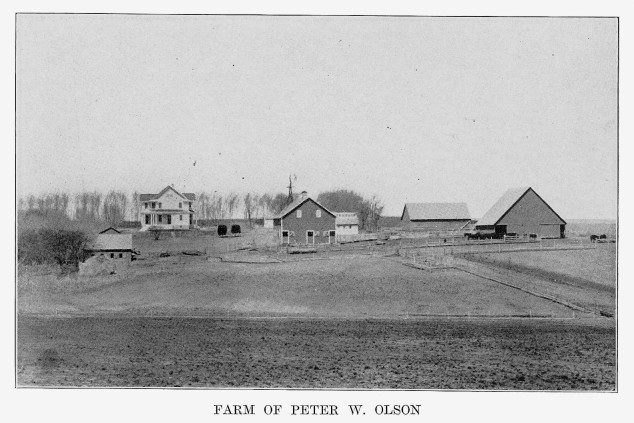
[
  {"xmin": 17, "ymin": 316, "xmax": 615, "ymax": 389},
  {"xmin": 19, "ymin": 256, "xmax": 578, "ymax": 318}
]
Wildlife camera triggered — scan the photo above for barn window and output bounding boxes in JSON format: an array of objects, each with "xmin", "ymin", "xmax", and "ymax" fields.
[
  {"xmin": 316, "ymin": 210, "xmax": 321, "ymax": 218},
  {"xmin": 297, "ymin": 210, "xmax": 302, "ymax": 218}
]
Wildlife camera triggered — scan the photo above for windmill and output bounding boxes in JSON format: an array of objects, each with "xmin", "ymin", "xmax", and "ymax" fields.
[{"xmin": 286, "ymin": 174, "xmax": 297, "ymax": 206}]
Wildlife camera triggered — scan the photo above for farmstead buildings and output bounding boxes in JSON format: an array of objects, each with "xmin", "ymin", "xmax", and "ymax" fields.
[
  {"xmin": 475, "ymin": 187, "xmax": 566, "ymax": 238},
  {"xmin": 274, "ymin": 191, "xmax": 337, "ymax": 244},
  {"xmin": 140, "ymin": 186, "xmax": 196, "ymax": 231},
  {"xmin": 401, "ymin": 202, "xmax": 471, "ymax": 231}
]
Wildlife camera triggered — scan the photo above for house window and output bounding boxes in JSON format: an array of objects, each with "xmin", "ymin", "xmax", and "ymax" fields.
[
  {"xmin": 110, "ymin": 253, "xmax": 114, "ymax": 258},
  {"xmin": 145, "ymin": 215, "xmax": 150, "ymax": 224},
  {"xmin": 152, "ymin": 202, "xmax": 156, "ymax": 208},
  {"xmin": 167, "ymin": 215, "xmax": 172, "ymax": 224},
  {"xmin": 144, "ymin": 203, "xmax": 148, "ymax": 209},
  {"xmin": 329, "ymin": 230, "xmax": 336, "ymax": 237},
  {"xmin": 158, "ymin": 215, "xmax": 163, "ymax": 223},
  {"xmin": 158, "ymin": 202, "xmax": 162, "ymax": 208},
  {"xmin": 119, "ymin": 253, "xmax": 123, "ymax": 258},
  {"xmin": 297, "ymin": 210, "xmax": 302, "ymax": 218},
  {"xmin": 180, "ymin": 215, "xmax": 183, "ymax": 221},
  {"xmin": 179, "ymin": 202, "xmax": 182, "ymax": 209},
  {"xmin": 316, "ymin": 210, "xmax": 321, "ymax": 218}
]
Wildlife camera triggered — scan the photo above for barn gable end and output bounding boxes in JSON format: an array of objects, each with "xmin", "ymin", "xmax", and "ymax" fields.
[{"xmin": 476, "ymin": 187, "xmax": 566, "ymax": 238}]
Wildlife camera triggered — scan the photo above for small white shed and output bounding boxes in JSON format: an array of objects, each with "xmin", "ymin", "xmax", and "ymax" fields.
[{"xmin": 335, "ymin": 212, "xmax": 359, "ymax": 235}]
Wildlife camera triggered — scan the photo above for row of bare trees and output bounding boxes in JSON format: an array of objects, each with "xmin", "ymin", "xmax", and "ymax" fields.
[
  {"xmin": 20, "ymin": 191, "xmax": 132, "ymax": 227},
  {"xmin": 19, "ymin": 189, "xmax": 384, "ymax": 230}
]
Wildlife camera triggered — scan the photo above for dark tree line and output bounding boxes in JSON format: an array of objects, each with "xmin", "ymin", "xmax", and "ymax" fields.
[{"xmin": 317, "ymin": 189, "xmax": 384, "ymax": 231}]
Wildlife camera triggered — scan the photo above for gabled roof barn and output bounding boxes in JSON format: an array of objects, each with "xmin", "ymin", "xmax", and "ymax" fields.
[{"xmin": 401, "ymin": 203, "xmax": 471, "ymax": 221}]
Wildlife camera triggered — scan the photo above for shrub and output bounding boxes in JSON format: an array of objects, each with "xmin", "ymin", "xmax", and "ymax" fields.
[
  {"xmin": 18, "ymin": 229, "xmax": 88, "ymax": 268},
  {"xmin": 217, "ymin": 225, "xmax": 227, "ymax": 237},
  {"xmin": 231, "ymin": 224, "xmax": 241, "ymax": 235}
]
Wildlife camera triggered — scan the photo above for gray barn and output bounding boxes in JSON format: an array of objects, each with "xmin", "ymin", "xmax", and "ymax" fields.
[
  {"xmin": 475, "ymin": 187, "xmax": 566, "ymax": 238},
  {"xmin": 401, "ymin": 203, "xmax": 471, "ymax": 232}
]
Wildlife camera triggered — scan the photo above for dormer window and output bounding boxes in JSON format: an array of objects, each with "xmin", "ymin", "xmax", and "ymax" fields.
[{"xmin": 297, "ymin": 210, "xmax": 302, "ymax": 218}]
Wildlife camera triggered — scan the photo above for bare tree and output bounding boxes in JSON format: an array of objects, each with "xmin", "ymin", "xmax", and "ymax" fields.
[
  {"xmin": 102, "ymin": 190, "xmax": 127, "ymax": 226},
  {"xmin": 243, "ymin": 192, "xmax": 260, "ymax": 227},
  {"xmin": 224, "ymin": 193, "xmax": 240, "ymax": 219}
]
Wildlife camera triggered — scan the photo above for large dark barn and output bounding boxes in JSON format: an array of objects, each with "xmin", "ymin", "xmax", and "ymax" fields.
[{"xmin": 475, "ymin": 187, "xmax": 566, "ymax": 238}]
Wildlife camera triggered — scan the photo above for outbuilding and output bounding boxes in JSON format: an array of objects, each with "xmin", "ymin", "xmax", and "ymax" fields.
[
  {"xmin": 85, "ymin": 228, "xmax": 135, "ymax": 261},
  {"xmin": 334, "ymin": 212, "xmax": 359, "ymax": 235},
  {"xmin": 475, "ymin": 187, "xmax": 566, "ymax": 238},
  {"xmin": 274, "ymin": 191, "xmax": 337, "ymax": 244},
  {"xmin": 400, "ymin": 203, "xmax": 471, "ymax": 232}
]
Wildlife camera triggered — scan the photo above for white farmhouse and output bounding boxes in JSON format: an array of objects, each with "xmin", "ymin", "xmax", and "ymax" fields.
[{"xmin": 139, "ymin": 186, "xmax": 196, "ymax": 231}]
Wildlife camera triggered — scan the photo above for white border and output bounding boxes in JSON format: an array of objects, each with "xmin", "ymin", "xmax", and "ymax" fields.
[{"xmin": 4, "ymin": 2, "xmax": 631, "ymax": 422}]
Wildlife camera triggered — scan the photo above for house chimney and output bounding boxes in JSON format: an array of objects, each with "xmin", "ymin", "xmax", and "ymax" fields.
[{"xmin": 301, "ymin": 191, "xmax": 308, "ymax": 199}]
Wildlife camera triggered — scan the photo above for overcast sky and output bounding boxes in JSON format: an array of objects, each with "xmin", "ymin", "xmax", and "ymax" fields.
[{"xmin": 16, "ymin": 15, "xmax": 617, "ymax": 218}]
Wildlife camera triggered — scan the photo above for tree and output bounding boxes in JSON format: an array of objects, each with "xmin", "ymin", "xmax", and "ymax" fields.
[
  {"xmin": 224, "ymin": 193, "xmax": 240, "ymax": 219},
  {"xmin": 243, "ymin": 193, "xmax": 257, "ymax": 227},
  {"xmin": 317, "ymin": 189, "xmax": 384, "ymax": 231},
  {"xmin": 102, "ymin": 190, "xmax": 128, "ymax": 226}
]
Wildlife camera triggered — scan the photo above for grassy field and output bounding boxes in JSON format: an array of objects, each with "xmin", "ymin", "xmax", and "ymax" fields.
[
  {"xmin": 19, "ymin": 256, "xmax": 578, "ymax": 318},
  {"xmin": 465, "ymin": 244, "xmax": 616, "ymax": 287},
  {"xmin": 17, "ymin": 316, "xmax": 615, "ymax": 389}
]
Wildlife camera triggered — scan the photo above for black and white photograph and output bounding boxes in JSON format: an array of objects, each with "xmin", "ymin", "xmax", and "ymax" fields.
[{"xmin": 9, "ymin": 5, "xmax": 627, "ymax": 420}]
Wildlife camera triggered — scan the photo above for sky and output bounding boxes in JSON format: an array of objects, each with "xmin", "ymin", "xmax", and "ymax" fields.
[{"xmin": 16, "ymin": 15, "xmax": 618, "ymax": 219}]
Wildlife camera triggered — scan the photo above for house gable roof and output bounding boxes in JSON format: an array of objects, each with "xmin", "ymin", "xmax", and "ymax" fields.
[
  {"xmin": 477, "ymin": 187, "xmax": 566, "ymax": 226},
  {"xmin": 276, "ymin": 196, "xmax": 336, "ymax": 219},
  {"xmin": 99, "ymin": 227, "xmax": 121, "ymax": 234},
  {"xmin": 139, "ymin": 186, "xmax": 196, "ymax": 202},
  {"xmin": 86, "ymin": 234, "xmax": 133, "ymax": 251},
  {"xmin": 335, "ymin": 212, "xmax": 359, "ymax": 226},
  {"xmin": 401, "ymin": 203, "xmax": 471, "ymax": 221}
]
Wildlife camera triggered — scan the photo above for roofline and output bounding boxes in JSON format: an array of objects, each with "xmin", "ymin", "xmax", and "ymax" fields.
[
  {"xmin": 527, "ymin": 188, "xmax": 567, "ymax": 225},
  {"xmin": 141, "ymin": 186, "xmax": 192, "ymax": 201},
  {"xmin": 493, "ymin": 187, "xmax": 566, "ymax": 225},
  {"xmin": 85, "ymin": 248, "xmax": 135, "ymax": 252},
  {"xmin": 400, "ymin": 203, "xmax": 471, "ymax": 221},
  {"xmin": 408, "ymin": 218, "xmax": 471, "ymax": 222},
  {"xmin": 279, "ymin": 197, "xmax": 337, "ymax": 219},
  {"xmin": 490, "ymin": 187, "xmax": 529, "ymax": 225}
]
